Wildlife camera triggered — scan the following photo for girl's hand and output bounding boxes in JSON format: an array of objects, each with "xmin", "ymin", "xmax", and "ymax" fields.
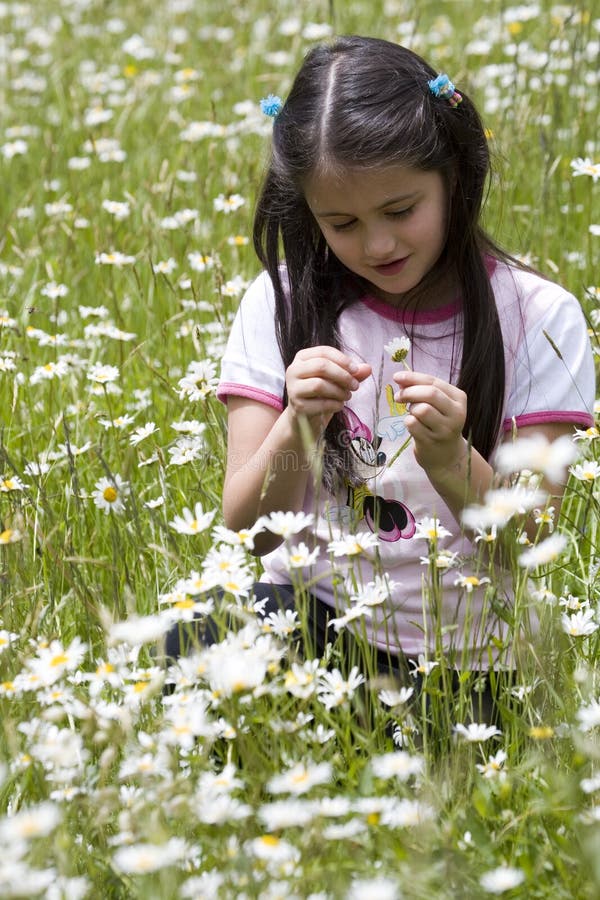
[
  {"xmin": 393, "ymin": 370, "xmax": 467, "ymax": 475},
  {"xmin": 286, "ymin": 346, "xmax": 371, "ymax": 432}
]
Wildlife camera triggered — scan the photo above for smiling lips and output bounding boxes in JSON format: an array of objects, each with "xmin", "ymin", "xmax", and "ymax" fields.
[{"xmin": 372, "ymin": 256, "xmax": 409, "ymax": 276}]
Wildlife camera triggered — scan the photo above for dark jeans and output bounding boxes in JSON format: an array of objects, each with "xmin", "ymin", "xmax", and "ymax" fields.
[
  {"xmin": 166, "ymin": 582, "xmax": 402, "ymax": 673},
  {"xmin": 165, "ymin": 582, "xmax": 504, "ymax": 727}
]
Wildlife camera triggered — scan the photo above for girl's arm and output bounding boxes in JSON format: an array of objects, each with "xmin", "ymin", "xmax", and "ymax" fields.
[
  {"xmin": 393, "ymin": 370, "xmax": 574, "ymax": 527},
  {"xmin": 223, "ymin": 346, "xmax": 371, "ymax": 555}
]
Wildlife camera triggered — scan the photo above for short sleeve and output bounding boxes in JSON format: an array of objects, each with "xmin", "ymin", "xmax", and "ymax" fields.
[
  {"xmin": 503, "ymin": 281, "xmax": 595, "ymax": 431},
  {"xmin": 217, "ymin": 271, "xmax": 285, "ymax": 411}
]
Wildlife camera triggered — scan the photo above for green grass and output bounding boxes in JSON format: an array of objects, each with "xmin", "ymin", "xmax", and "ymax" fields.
[{"xmin": 0, "ymin": 0, "xmax": 599, "ymax": 897}]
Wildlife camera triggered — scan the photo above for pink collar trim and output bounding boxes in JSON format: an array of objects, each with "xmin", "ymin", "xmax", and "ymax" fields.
[{"xmin": 360, "ymin": 294, "xmax": 461, "ymax": 323}]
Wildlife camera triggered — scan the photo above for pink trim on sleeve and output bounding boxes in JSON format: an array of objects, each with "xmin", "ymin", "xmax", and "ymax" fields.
[
  {"xmin": 502, "ymin": 410, "xmax": 594, "ymax": 431},
  {"xmin": 216, "ymin": 383, "xmax": 284, "ymax": 411}
]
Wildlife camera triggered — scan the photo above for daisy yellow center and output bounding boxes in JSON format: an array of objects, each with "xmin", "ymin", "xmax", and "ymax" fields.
[
  {"xmin": 291, "ymin": 770, "xmax": 309, "ymax": 784},
  {"xmin": 464, "ymin": 576, "xmax": 480, "ymax": 586},
  {"xmin": 260, "ymin": 835, "xmax": 280, "ymax": 847},
  {"xmin": 529, "ymin": 725, "xmax": 554, "ymax": 739},
  {"xmin": 366, "ymin": 812, "xmax": 380, "ymax": 826},
  {"xmin": 290, "ymin": 554, "xmax": 304, "ymax": 565},
  {"xmin": 0, "ymin": 530, "xmax": 13, "ymax": 542},
  {"xmin": 103, "ymin": 486, "xmax": 118, "ymax": 502},
  {"xmin": 175, "ymin": 598, "xmax": 195, "ymax": 609},
  {"xmin": 133, "ymin": 681, "xmax": 149, "ymax": 693},
  {"xmin": 50, "ymin": 654, "xmax": 68, "ymax": 667},
  {"xmin": 2, "ymin": 480, "xmax": 14, "ymax": 490}
]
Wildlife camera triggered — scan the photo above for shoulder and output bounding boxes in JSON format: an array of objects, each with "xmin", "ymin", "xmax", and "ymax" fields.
[
  {"xmin": 239, "ymin": 269, "xmax": 276, "ymax": 310},
  {"xmin": 235, "ymin": 265, "xmax": 291, "ymax": 316},
  {"xmin": 490, "ymin": 259, "xmax": 586, "ymax": 328}
]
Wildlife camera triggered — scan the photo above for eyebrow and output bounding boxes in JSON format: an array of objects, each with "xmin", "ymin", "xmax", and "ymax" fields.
[{"xmin": 314, "ymin": 192, "xmax": 419, "ymax": 218}]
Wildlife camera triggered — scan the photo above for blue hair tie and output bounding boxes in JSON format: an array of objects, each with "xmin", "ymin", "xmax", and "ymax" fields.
[
  {"xmin": 428, "ymin": 74, "xmax": 462, "ymax": 108},
  {"xmin": 260, "ymin": 94, "xmax": 283, "ymax": 117}
]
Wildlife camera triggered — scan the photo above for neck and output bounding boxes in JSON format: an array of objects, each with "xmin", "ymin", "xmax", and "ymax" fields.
[{"xmin": 371, "ymin": 263, "xmax": 459, "ymax": 311}]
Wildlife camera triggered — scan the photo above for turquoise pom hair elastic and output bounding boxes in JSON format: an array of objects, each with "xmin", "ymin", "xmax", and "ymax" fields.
[
  {"xmin": 260, "ymin": 94, "xmax": 283, "ymax": 117},
  {"xmin": 428, "ymin": 74, "xmax": 462, "ymax": 108}
]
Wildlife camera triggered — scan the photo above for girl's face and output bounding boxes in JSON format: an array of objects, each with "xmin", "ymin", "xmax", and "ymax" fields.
[{"xmin": 305, "ymin": 164, "xmax": 450, "ymax": 307}]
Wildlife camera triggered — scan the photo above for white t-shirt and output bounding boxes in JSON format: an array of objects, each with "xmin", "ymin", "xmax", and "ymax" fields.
[{"xmin": 217, "ymin": 260, "xmax": 595, "ymax": 663}]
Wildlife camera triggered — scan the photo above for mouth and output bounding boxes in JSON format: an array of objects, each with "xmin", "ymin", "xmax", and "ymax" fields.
[{"xmin": 372, "ymin": 257, "xmax": 409, "ymax": 276}]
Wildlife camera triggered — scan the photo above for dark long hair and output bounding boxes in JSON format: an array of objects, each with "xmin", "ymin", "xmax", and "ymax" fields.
[{"xmin": 253, "ymin": 36, "xmax": 508, "ymax": 491}]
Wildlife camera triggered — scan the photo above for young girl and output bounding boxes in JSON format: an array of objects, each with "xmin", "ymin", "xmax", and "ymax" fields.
[{"xmin": 215, "ymin": 36, "xmax": 595, "ymax": 674}]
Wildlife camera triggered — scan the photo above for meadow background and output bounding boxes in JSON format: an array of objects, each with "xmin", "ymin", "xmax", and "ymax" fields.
[{"xmin": 0, "ymin": 0, "xmax": 599, "ymax": 896}]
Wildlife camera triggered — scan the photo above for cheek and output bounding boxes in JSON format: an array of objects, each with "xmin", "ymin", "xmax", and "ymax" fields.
[
  {"xmin": 417, "ymin": 206, "xmax": 447, "ymax": 249},
  {"xmin": 325, "ymin": 234, "xmax": 354, "ymax": 261}
]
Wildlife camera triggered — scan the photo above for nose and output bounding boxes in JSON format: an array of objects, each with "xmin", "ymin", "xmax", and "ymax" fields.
[{"xmin": 363, "ymin": 222, "xmax": 396, "ymax": 260}]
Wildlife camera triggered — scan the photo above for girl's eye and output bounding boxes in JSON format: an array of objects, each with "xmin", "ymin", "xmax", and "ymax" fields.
[
  {"xmin": 331, "ymin": 220, "xmax": 356, "ymax": 232},
  {"xmin": 388, "ymin": 206, "xmax": 413, "ymax": 218}
]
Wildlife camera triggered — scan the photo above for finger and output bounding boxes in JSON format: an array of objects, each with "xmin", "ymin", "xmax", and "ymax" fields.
[
  {"xmin": 291, "ymin": 377, "xmax": 354, "ymax": 403},
  {"xmin": 395, "ymin": 386, "xmax": 461, "ymax": 419},
  {"xmin": 296, "ymin": 347, "xmax": 372, "ymax": 381},
  {"xmin": 394, "ymin": 371, "xmax": 464, "ymax": 401},
  {"xmin": 291, "ymin": 358, "xmax": 362, "ymax": 392}
]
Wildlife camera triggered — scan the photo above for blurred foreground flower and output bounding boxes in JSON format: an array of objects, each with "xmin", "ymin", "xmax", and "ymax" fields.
[
  {"xmin": 0, "ymin": 527, "xmax": 22, "ymax": 544},
  {"xmin": 95, "ymin": 250, "xmax": 136, "ymax": 267},
  {"xmin": 480, "ymin": 865, "xmax": 525, "ymax": 894},
  {"xmin": 577, "ymin": 698, "xmax": 600, "ymax": 730},
  {"xmin": 371, "ymin": 750, "xmax": 423, "ymax": 781},
  {"xmin": 454, "ymin": 722, "xmax": 501, "ymax": 742},
  {"xmin": 561, "ymin": 608, "xmax": 599, "ymax": 637},
  {"xmin": 495, "ymin": 434, "xmax": 578, "ymax": 482},
  {"xmin": 267, "ymin": 760, "xmax": 332, "ymax": 795},
  {"xmin": 462, "ymin": 485, "xmax": 547, "ymax": 530},
  {"xmin": 112, "ymin": 838, "xmax": 190, "ymax": 874},
  {"xmin": 518, "ymin": 532, "xmax": 568, "ymax": 568},
  {"xmin": 570, "ymin": 157, "xmax": 600, "ymax": 181}
]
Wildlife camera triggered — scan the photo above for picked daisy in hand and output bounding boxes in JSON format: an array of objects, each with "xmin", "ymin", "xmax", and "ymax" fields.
[{"xmin": 384, "ymin": 335, "xmax": 411, "ymax": 364}]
